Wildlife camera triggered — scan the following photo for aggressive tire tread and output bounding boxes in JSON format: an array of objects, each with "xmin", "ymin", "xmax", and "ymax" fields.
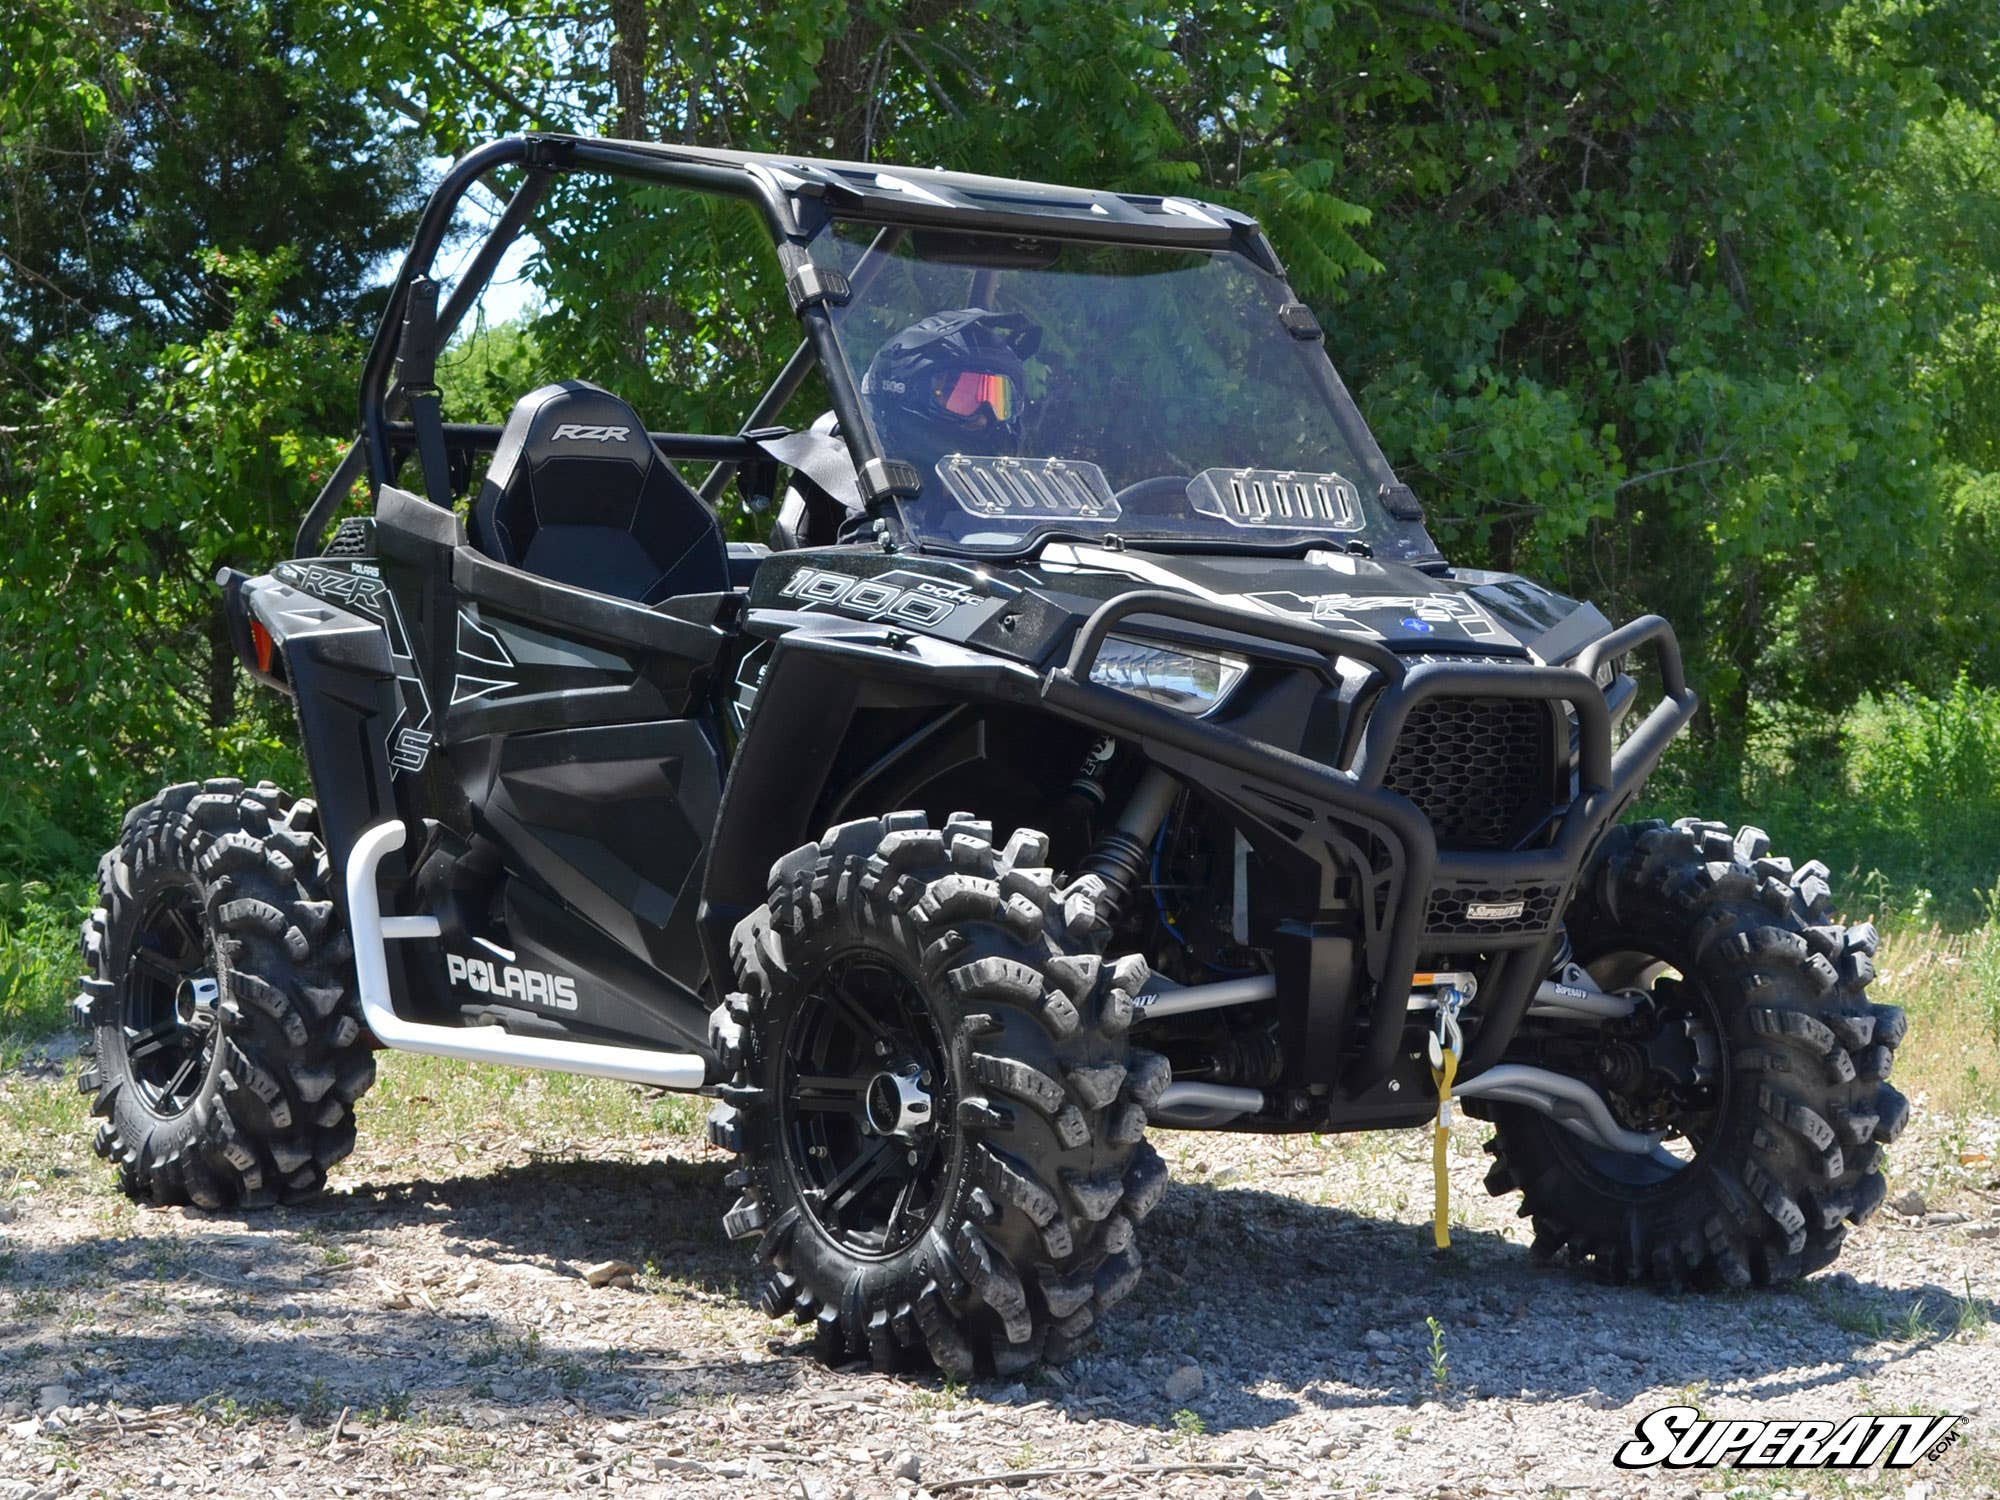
[
  {"xmin": 1483, "ymin": 817, "xmax": 1907, "ymax": 1287},
  {"xmin": 710, "ymin": 812, "xmax": 1167, "ymax": 1375},
  {"xmin": 77, "ymin": 779, "xmax": 369, "ymax": 1208}
]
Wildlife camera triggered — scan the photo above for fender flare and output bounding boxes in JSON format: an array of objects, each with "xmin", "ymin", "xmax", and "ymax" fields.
[{"xmin": 695, "ymin": 612, "xmax": 1046, "ymax": 983}]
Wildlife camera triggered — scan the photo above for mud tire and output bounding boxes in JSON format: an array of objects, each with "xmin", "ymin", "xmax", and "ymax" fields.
[
  {"xmin": 1484, "ymin": 818, "xmax": 1907, "ymax": 1285},
  {"xmin": 708, "ymin": 811, "xmax": 1169, "ymax": 1375},
  {"xmin": 76, "ymin": 779, "xmax": 370, "ymax": 1208}
]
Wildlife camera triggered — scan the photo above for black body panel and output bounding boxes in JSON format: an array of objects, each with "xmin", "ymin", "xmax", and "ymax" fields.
[
  {"xmin": 477, "ymin": 719, "xmax": 719, "ymax": 987},
  {"xmin": 266, "ymin": 484, "xmax": 731, "ymax": 1058}
]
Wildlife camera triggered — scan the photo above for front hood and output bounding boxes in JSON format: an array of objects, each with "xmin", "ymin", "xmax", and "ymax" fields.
[{"xmin": 1027, "ymin": 545, "xmax": 1612, "ymax": 664}]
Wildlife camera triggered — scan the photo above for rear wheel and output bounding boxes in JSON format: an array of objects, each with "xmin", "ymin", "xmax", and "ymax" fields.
[
  {"xmin": 708, "ymin": 812, "xmax": 1169, "ymax": 1375},
  {"xmin": 76, "ymin": 779, "xmax": 373, "ymax": 1207},
  {"xmin": 1483, "ymin": 818, "xmax": 1907, "ymax": 1285}
]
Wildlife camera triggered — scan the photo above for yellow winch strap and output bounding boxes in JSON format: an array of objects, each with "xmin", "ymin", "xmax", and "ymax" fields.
[{"xmin": 1430, "ymin": 1047, "xmax": 1459, "ymax": 1249}]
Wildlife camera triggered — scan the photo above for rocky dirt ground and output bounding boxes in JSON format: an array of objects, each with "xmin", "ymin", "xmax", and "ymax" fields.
[{"xmin": 2, "ymin": 1037, "xmax": 1996, "ymax": 1500}]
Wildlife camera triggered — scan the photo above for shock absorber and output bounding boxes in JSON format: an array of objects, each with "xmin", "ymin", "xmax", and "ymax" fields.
[
  {"xmin": 1078, "ymin": 765, "xmax": 1180, "ymax": 923},
  {"xmin": 1065, "ymin": 736, "xmax": 1119, "ymax": 813}
]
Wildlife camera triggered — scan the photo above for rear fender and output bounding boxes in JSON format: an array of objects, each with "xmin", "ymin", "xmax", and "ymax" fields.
[{"xmin": 223, "ymin": 568, "xmax": 404, "ymax": 876}]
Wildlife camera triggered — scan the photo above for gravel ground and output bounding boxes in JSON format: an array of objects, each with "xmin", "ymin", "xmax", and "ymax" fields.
[{"xmin": 2, "ymin": 1039, "xmax": 1996, "ymax": 1500}]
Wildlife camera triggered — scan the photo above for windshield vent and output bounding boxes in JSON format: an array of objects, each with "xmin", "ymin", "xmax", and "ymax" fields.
[
  {"xmin": 937, "ymin": 455, "xmax": 1120, "ymax": 521},
  {"xmin": 1187, "ymin": 468, "xmax": 1363, "ymax": 532}
]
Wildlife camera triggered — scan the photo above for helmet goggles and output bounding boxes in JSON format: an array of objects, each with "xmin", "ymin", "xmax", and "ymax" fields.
[
  {"xmin": 931, "ymin": 367, "xmax": 1019, "ymax": 424},
  {"xmin": 863, "ymin": 307, "xmax": 1040, "ymax": 433}
]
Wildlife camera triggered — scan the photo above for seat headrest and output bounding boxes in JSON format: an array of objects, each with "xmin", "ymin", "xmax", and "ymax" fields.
[{"xmin": 477, "ymin": 381, "xmax": 654, "ymax": 548}]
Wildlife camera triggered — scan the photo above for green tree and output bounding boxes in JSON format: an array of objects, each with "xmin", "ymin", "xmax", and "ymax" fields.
[
  {"xmin": 5, "ymin": 0, "xmax": 2000, "ymax": 866},
  {"xmin": 0, "ymin": 1, "xmax": 425, "ymax": 860},
  {"xmin": 0, "ymin": 251, "xmax": 345, "ymax": 851},
  {"xmin": 0, "ymin": 0, "xmax": 424, "ymax": 369}
]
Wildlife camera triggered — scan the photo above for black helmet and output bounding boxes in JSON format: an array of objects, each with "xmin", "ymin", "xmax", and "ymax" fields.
[{"xmin": 861, "ymin": 308, "xmax": 1040, "ymax": 469}]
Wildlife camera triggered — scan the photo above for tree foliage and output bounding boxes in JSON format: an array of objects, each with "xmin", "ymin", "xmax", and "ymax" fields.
[
  {"xmin": 0, "ymin": 1, "xmax": 406, "ymax": 858},
  {"xmin": 0, "ymin": 0, "xmax": 424, "ymax": 368},
  {"xmin": 0, "ymin": 249, "xmax": 343, "ymax": 863},
  {"xmin": 2, "ymin": 0, "xmax": 1998, "ymax": 863}
]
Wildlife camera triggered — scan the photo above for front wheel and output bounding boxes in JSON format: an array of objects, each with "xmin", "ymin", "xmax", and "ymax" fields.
[
  {"xmin": 707, "ymin": 812, "xmax": 1170, "ymax": 1375},
  {"xmin": 1483, "ymin": 818, "xmax": 1907, "ymax": 1285}
]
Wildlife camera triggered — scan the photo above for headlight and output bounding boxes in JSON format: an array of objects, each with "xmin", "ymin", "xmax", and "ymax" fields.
[
  {"xmin": 1592, "ymin": 654, "xmax": 1623, "ymax": 690},
  {"xmin": 1089, "ymin": 634, "xmax": 1249, "ymax": 716}
]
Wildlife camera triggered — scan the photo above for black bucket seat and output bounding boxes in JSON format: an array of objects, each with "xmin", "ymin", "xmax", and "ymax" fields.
[{"xmin": 471, "ymin": 380, "xmax": 728, "ymax": 602}]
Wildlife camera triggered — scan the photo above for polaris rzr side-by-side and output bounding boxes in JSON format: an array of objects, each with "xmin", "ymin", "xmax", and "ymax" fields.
[{"xmin": 76, "ymin": 135, "xmax": 1909, "ymax": 1376}]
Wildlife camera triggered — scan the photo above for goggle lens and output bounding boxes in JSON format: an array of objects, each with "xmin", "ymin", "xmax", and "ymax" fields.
[{"xmin": 936, "ymin": 369, "xmax": 1017, "ymax": 422}]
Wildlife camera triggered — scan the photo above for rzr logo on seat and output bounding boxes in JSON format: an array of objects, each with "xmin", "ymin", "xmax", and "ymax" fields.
[
  {"xmin": 445, "ymin": 953, "xmax": 579, "ymax": 1011},
  {"xmin": 550, "ymin": 423, "xmax": 631, "ymax": 443}
]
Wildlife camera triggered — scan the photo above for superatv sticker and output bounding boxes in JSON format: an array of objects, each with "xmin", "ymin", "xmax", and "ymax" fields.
[
  {"xmin": 1612, "ymin": 1407, "xmax": 1959, "ymax": 1470},
  {"xmin": 445, "ymin": 952, "xmax": 579, "ymax": 1011}
]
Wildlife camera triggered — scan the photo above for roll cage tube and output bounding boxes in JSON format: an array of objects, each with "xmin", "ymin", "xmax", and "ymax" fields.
[
  {"xmin": 696, "ymin": 224, "xmax": 910, "ymax": 508},
  {"xmin": 298, "ymin": 135, "xmax": 905, "ymax": 555}
]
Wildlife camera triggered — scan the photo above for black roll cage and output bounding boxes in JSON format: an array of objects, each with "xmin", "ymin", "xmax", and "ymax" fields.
[{"xmin": 296, "ymin": 132, "xmax": 1406, "ymax": 558}]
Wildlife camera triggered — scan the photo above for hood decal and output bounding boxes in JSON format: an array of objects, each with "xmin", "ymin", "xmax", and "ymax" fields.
[
  {"xmin": 1027, "ymin": 544, "xmax": 1589, "ymax": 656},
  {"xmin": 1250, "ymin": 590, "xmax": 1511, "ymax": 644}
]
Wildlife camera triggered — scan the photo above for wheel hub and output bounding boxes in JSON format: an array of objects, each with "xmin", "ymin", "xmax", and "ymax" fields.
[
  {"xmin": 174, "ymin": 975, "xmax": 220, "ymax": 1034},
  {"xmin": 1596, "ymin": 992, "xmax": 1721, "ymax": 1135},
  {"xmin": 120, "ymin": 886, "xmax": 218, "ymax": 1118},
  {"xmin": 780, "ymin": 954, "xmax": 956, "ymax": 1260},
  {"xmin": 863, "ymin": 1066, "xmax": 933, "ymax": 1138}
]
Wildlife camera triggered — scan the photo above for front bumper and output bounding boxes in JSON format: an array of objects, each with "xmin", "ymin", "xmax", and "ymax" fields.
[{"xmin": 1039, "ymin": 590, "xmax": 1698, "ymax": 1093}]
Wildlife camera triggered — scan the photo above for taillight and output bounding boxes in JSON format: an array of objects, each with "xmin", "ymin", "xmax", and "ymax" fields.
[{"xmin": 250, "ymin": 619, "xmax": 276, "ymax": 676}]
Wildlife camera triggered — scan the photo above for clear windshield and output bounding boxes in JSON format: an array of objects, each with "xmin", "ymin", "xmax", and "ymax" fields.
[{"xmin": 814, "ymin": 223, "xmax": 1411, "ymax": 557}]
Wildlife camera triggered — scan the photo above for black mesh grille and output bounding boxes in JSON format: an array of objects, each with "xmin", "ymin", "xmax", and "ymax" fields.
[
  {"xmin": 1424, "ymin": 880, "xmax": 1565, "ymax": 937},
  {"xmin": 1382, "ymin": 697, "xmax": 1554, "ymax": 850},
  {"xmin": 325, "ymin": 517, "xmax": 375, "ymax": 558}
]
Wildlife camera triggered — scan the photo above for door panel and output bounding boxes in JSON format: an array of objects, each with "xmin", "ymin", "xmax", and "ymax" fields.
[
  {"xmin": 477, "ymin": 719, "xmax": 720, "ymax": 986},
  {"xmin": 435, "ymin": 543, "xmax": 732, "ymax": 1021},
  {"xmin": 364, "ymin": 488, "xmax": 732, "ymax": 1045}
]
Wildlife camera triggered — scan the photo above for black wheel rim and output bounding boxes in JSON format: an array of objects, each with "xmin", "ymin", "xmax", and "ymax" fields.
[
  {"xmin": 779, "ymin": 952, "xmax": 957, "ymax": 1259},
  {"xmin": 1553, "ymin": 945, "xmax": 1729, "ymax": 1191},
  {"xmin": 119, "ymin": 883, "xmax": 219, "ymax": 1118}
]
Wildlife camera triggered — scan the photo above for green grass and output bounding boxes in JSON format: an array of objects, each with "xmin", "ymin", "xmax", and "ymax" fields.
[
  {"xmin": 1641, "ymin": 676, "xmax": 2000, "ymax": 929},
  {"xmin": 1425, "ymin": 1314, "xmax": 1451, "ymax": 1394},
  {"xmin": 0, "ymin": 878, "xmax": 85, "ymax": 1063},
  {"xmin": 360, "ymin": 1050, "xmax": 706, "ymax": 1162},
  {"xmin": 1875, "ymin": 921, "xmax": 2000, "ymax": 1117}
]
